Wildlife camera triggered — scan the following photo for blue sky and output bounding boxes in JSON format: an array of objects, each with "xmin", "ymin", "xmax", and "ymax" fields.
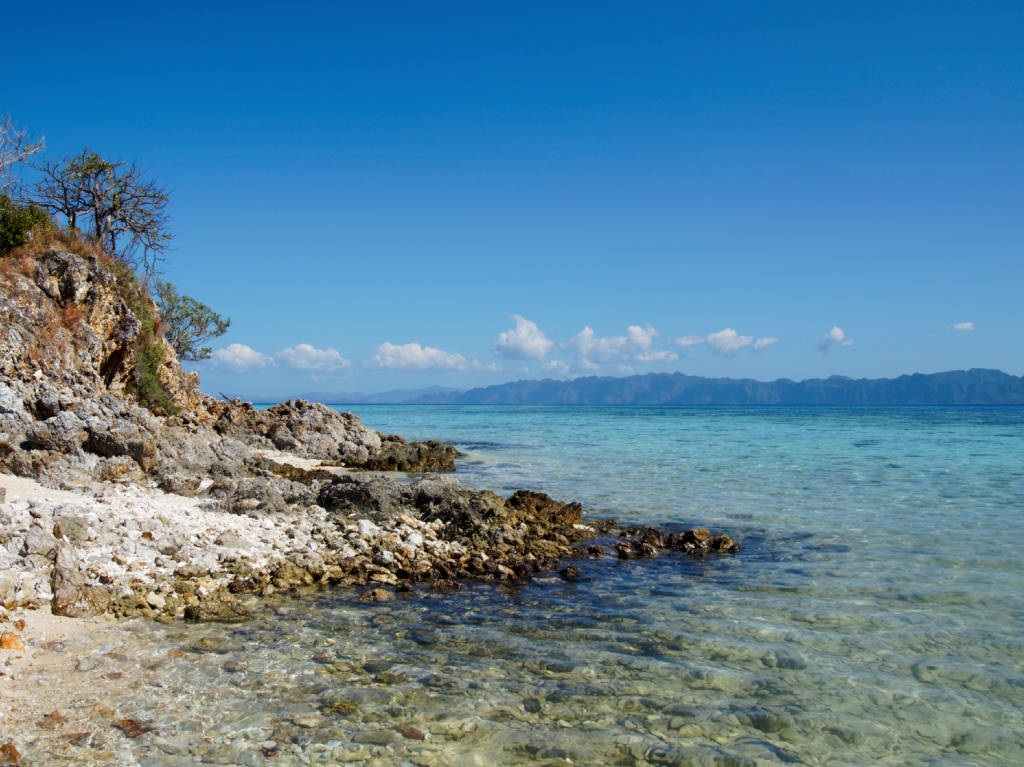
[{"xmin": 6, "ymin": 1, "xmax": 1022, "ymax": 396}]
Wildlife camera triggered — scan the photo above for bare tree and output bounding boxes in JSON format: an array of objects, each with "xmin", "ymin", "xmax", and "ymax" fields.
[
  {"xmin": 27, "ymin": 149, "xmax": 170, "ymax": 272},
  {"xmin": 0, "ymin": 115, "xmax": 44, "ymax": 194},
  {"xmin": 28, "ymin": 155, "xmax": 89, "ymax": 231}
]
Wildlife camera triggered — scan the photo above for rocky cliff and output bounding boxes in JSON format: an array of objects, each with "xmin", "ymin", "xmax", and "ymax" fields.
[{"xmin": 0, "ymin": 246, "xmax": 456, "ymax": 497}]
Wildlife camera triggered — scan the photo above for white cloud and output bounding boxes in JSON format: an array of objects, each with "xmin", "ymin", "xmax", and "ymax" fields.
[
  {"xmin": 818, "ymin": 325, "xmax": 855, "ymax": 352},
  {"xmin": 617, "ymin": 365, "xmax": 635, "ymax": 375},
  {"xmin": 544, "ymin": 360, "xmax": 571, "ymax": 376},
  {"xmin": 367, "ymin": 342, "xmax": 467, "ymax": 370},
  {"xmin": 494, "ymin": 315, "xmax": 554, "ymax": 360},
  {"xmin": 276, "ymin": 343, "xmax": 350, "ymax": 371},
  {"xmin": 566, "ymin": 324, "xmax": 678, "ymax": 368},
  {"xmin": 950, "ymin": 321, "xmax": 975, "ymax": 332},
  {"xmin": 471, "ymin": 360, "xmax": 502, "ymax": 373},
  {"xmin": 677, "ymin": 330, "xmax": 779, "ymax": 354},
  {"xmin": 212, "ymin": 343, "xmax": 274, "ymax": 372},
  {"xmin": 627, "ymin": 325, "xmax": 657, "ymax": 349},
  {"xmin": 705, "ymin": 328, "xmax": 754, "ymax": 354}
]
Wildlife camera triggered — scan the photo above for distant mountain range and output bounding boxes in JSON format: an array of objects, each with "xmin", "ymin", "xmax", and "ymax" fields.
[
  {"xmin": 243, "ymin": 386, "xmax": 459, "ymax": 405},
  {"xmin": 409, "ymin": 369, "xmax": 1024, "ymax": 405}
]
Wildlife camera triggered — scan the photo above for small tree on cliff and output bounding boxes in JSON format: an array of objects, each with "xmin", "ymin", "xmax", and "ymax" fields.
[
  {"xmin": 28, "ymin": 149, "xmax": 170, "ymax": 272},
  {"xmin": 153, "ymin": 279, "xmax": 230, "ymax": 361}
]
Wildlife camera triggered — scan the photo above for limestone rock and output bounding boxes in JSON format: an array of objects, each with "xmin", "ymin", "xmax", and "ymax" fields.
[
  {"xmin": 0, "ymin": 571, "xmax": 18, "ymax": 609},
  {"xmin": 24, "ymin": 411, "xmax": 87, "ymax": 453},
  {"xmin": 50, "ymin": 541, "xmax": 109, "ymax": 617},
  {"xmin": 0, "ymin": 383, "xmax": 27, "ymax": 417},
  {"xmin": 84, "ymin": 421, "xmax": 156, "ymax": 468},
  {"xmin": 22, "ymin": 522, "xmax": 59, "ymax": 558}
]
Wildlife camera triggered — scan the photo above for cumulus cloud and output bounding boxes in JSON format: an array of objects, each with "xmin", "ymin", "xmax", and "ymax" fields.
[
  {"xmin": 949, "ymin": 321, "xmax": 975, "ymax": 332},
  {"xmin": 705, "ymin": 328, "xmax": 754, "ymax": 354},
  {"xmin": 212, "ymin": 344, "xmax": 274, "ymax": 372},
  {"xmin": 275, "ymin": 343, "xmax": 350, "ymax": 371},
  {"xmin": 544, "ymin": 360, "xmax": 571, "ymax": 376},
  {"xmin": 566, "ymin": 324, "xmax": 678, "ymax": 368},
  {"xmin": 367, "ymin": 342, "xmax": 467, "ymax": 370},
  {"xmin": 494, "ymin": 315, "xmax": 554, "ymax": 360},
  {"xmin": 677, "ymin": 329, "xmax": 779, "ymax": 355},
  {"xmin": 471, "ymin": 360, "xmax": 502, "ymax": 373},
  {"xmin": 818, "ymin": 325, "xmax": 855, "ymax": 352}
]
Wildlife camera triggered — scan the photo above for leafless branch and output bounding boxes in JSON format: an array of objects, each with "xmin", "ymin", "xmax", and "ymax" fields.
[{"xmin": 0, "ymin": 115, "xmax": 44, "ymax": 194}]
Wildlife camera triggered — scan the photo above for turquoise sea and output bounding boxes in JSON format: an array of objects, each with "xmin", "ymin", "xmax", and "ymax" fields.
[{"xmin": 109, "ymin": 407, "xmax": 1024, "ymax": 765}]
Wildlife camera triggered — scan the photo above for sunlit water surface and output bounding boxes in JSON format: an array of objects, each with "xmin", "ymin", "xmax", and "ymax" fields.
[{"xmin": 97, "ymin": 407, "xmax": 1024, "ymax": 765}]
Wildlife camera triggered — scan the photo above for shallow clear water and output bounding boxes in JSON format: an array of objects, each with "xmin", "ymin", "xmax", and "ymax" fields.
[{"xmin": 108, "ymin": 407, "xmax": 1024, "ymax": 765}]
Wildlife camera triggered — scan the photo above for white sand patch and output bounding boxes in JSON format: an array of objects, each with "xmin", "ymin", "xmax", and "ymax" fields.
[{"xmin": 254, "ymin": 447, "xmax": 352, "ymax": 475}]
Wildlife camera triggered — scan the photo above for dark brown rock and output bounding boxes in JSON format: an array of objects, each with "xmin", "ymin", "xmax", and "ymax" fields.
[
  {"xmin": 359, "ymin": 434, "xmax": 460, "ymax": 472},
  {"xmin": 682, "ymin": 528, "xmax": 712, "ymax": 546},
  {"xmin": 114, "ymin": 718, "xmax": 153, "ymax": 738},
  {"xmin": 432, "ymin": 578, "xmax": 461, "ymax": 593},
  {"xmin": 182, "ymin": 592, "xmax": 249, "ymax": 622},
  {"xmin": 360, "ymin": 588, "xmax": 394, "ymax": 602},
  {"xmin": 0, "ymin": 742, "xmax": 21, "ymax": 764},
  {"xmin": 710, "ymin": 534, "xmax": 739, "ymax": 553},
  {"xmin": 506, "ymin": 490, "xmax": 583, "ymax": 525},
  {"xmin": 616, "ymin": 542, "xmax": 638, "ymax": 560},
  {"xmin": 394, "ymin": 724, "xmax": 426, "ymax": 740}
]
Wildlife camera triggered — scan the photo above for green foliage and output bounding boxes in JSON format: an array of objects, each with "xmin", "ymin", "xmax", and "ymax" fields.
[
  {"xmin": 153, "ymin": 279, "xmax": 230, "ymax": 361},
  {"xmin": 107, "ymin": 258, "xmax": 156, "ymax": 334},
  {"xmin": 0, "ymin": 194, "xmax": 51, "ymax": 253},
  {"xmin": 127, "ymin": 340, "xmax": 179, "ymax": 414},
  {"xmin": 108, "ymin": 258, "xmax": 178, "ymax": 414}
]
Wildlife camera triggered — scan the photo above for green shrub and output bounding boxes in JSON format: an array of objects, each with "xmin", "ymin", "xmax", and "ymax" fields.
[
  {"xmin": 127, "ymin": 339, "xmax": 179, "ymax": 414},
  {"xmin": 0, "ymin": 194, "xmax": 51, "ymax": 253},
  {"xmin": 108, "ymin": 256, "xmax": 179, "ymax": 414}
]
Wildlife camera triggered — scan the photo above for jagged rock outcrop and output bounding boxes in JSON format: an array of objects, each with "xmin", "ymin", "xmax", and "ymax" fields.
[
  {"xmin": 0, "ymin": 247, "xmax": 458, "ymax": 495},
  {"xmin": 359, "ymin": 434, "xmax": 459, "ymax": 472}
]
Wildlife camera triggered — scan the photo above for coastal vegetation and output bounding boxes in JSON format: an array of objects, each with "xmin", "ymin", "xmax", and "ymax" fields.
[
  {"xmin": 152, "ymin": 279, "xmax": 231, "ymax": 361},
  {"xmin": 0, "ymin": 115, "xmax": 229, "ymax": 409}
]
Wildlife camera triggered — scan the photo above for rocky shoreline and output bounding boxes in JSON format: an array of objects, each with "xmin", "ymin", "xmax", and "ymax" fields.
[
  {"xmin": 1, "ymin": 246, "xmax": 738, "ymax": 764},
  {"xmin": 1, "ymin": 246, "xmax": 737, "ymax": 632},
  {"xmin": 1, "ymin": 465, "xmax": 737, "ymax": 626}
]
